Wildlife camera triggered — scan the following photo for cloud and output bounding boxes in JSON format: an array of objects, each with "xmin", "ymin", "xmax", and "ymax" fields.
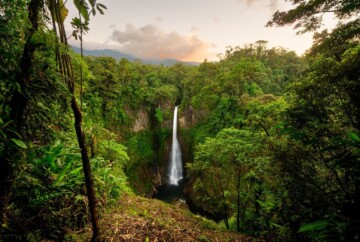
[
  {"xmin": 191, "ymin": 26, "xmax": 199, "ymax": 33},
  {"xmin": 213, "ymin": 16, "xmax": 221, "ymax": 24},
  {"xmin": 238, "ymin": 0, "xmax": 279, "ymax": 11},
  {"xmin": 110, "ymin": 23, "xmax": 212, "ymax": 61},
  {"xmin": 266, "ymin": 0, "xmax": 279, "ymax": 11},
  {"xmin": 155, "ymin": 16, "xmax": 163, "ymax": 23}
]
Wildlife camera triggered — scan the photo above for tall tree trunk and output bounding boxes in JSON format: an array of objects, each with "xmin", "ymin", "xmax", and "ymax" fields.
[
  {"xmin": 236, "ymin": 166, "xmax": 241, "ymax": 232},
  {"xmin": 71, "ymin": 96, "xmax": 100, "ymax": 241},
  {"xmin": 90, "ymin": 134, "xmax": 96, "ymax": 158},
  {"xmin": 49, "ymin": 1, "xmax": 100, "ymax": 240},
  {"xmin": 151, "ymin": 104, "xmax": 160, "ymax": 176},
  {"xmin": 0, "ymin": 0, "xmax": 43, "ymax": 230},
  {"xmin": 215, "ymin": 171, "xmax": 229, "ymax": 230}
]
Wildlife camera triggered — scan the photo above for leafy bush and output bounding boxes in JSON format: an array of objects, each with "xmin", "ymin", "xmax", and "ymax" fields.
[
  {"xmin": 4, "ymin": 142, "xmax": 87, "ymax": 241},
  {"xmin": 93, "ymin": 140, "xmax": 131, "ymax": 204},
  {"xmin": 4, "ymin": 138, "xmax": 132, "ymax": 241},
  {"xmin": 298, "ymin": 220, "xmax": 346, "ymax": 242}
]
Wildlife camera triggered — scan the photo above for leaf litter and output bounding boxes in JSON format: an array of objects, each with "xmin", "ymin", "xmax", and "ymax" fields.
[{"xmin": 74, "ymin": 193, "xmax": 262, "ymax": 241}]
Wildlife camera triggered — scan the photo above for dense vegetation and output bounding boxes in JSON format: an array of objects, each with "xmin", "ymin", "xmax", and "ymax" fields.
[{"xmin": 1, "ymin": 0, "xmax": 359, "ymax": 241}]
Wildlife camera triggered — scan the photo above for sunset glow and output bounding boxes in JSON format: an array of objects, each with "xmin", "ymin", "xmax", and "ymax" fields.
[{"xmin": 66, "ymin": 0, "xmax": 337, "ymax": 62}]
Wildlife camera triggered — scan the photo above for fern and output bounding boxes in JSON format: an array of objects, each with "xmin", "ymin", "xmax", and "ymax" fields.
[{"xmin": 299, "ymin": 220, "xmax": 345, "ymax": 242}]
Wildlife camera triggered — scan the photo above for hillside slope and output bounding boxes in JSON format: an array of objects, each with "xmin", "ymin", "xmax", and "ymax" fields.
[{"xmin": 71, "ymin": 194, "xmax": 260, "ymax": 241}]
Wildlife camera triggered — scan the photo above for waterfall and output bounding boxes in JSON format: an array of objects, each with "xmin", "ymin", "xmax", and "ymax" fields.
[{"xmin": 168, "ymin": 106, "xmax": 183, "ymax": 185}]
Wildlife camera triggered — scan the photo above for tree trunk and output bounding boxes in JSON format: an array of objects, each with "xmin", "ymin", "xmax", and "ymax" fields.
[
  {"xmin": 90, "ymin": 134, "xmax": 96, "ymax": 158},
  {"xmin": 236, "ymin": 166, "xmax": 241, "ymax": 232},
  {"xmin": 150, "ymin": 104, "xmax": 160, "ymax": 175},
  {"xmin": 0, "ymin": 154, "xmax": 13, "ymax": 232},
  {"xmin": 215, "ymin": 171, "xmax": 229, "ymax": 230},
  {"xmin": 0, "ymin": 0, "xmax": 43, "ymax": 230},
  {"xmin": 49, "ymin": 1, "xmax": 101, "ymax": 240},
  {"xmin": 71, "ymin": 96, "xmax": 100, "ymax": 241}
]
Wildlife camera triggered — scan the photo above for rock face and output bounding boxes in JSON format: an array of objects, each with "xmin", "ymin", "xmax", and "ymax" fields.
[
  {"xmin": 178, "ymin": 116, "xmax": 187, "ymax": 128},
  {"xmin": 128, "ymin": 103, "xmax": 221, "ymax": 223},
  {"xmin": 179, "ymin": 105, "xmax": 195, "ymax": 128},
  {"xmin": 132, "ymin": 107, "xmax": 149, "ymax": 132},
  {"xmin": 126, "ymin": 103, "xmax": 197, "ymax": 198}
]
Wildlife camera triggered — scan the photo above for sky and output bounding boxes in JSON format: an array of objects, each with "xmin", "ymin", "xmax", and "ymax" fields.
[{"xmin": 66, "ymin": 0, "xmax": 337, "ymax": 62}]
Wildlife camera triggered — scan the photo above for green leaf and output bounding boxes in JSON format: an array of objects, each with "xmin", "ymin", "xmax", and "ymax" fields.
[
  {"xmin": 96, "ymin": 5, "xmax": 104, "ymax": 15},
  {"xmin": 298, "ymin": 220, "xmax": 331, "ymax": 233},
  {"xmin": 0, "ymin": 131, "xmax": 6, "ymax": 139},
  {"xmin": 97, "ymin": 3, "xmax": 107, "ymax": 10},
  {"xmin": 88, "ymin": 0, "xmax": 95, "ymax": 7},
  {"xmin": 36, "ymin": 144, "xmax": 63, "ymax": 172},
  {"xmin": 80, "ymin": 6, "xmax": 90, "ymax": 21},
  {"xmin": 349, "ymin": 132, "xmax": 360, "ymax": 142},
  {"xmin": 70, "ymin": 166, "xmax": 83, "ymax": 175},
  {"xmin": 52, "ymin": 155, "xmax": 75, "ymax": 187},
  {"xmin": 11, "ymin": 138, "xmax": 27, "ymax": 148}
]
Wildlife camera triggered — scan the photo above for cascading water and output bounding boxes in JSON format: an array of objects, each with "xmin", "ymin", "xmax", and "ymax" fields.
[
  {"xmin": 168, "ymin": 106, "xmax": 183, "ymax": 185},
  {"xmin": 154, "ymin": 106, "xmax": 185, "ymax": 203}
]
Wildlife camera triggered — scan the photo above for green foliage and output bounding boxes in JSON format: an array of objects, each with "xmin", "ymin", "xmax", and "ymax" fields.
[
  {"xmin": 125, "ymin": 131, "xmax": 153, "ymax": 170},
  {"xmin": 4, "ymin": 142, "xmax": 87, "ymax": 241},
  {"xmin": 0, "ymin": 118, "xmax": 30, "ymax": 154},
  {"xmin": 92, "ymin": 156, "xmax": 131, "ymax": 205},
  {"xmin": 2, "ymin": 0, "xmax": 358, "ymax": 240},
  {"xmin": 123, "ymin": 131, "xmax": 154, "ymax": 194},
  {"xmin": 94, "ymin": 139, "xmax": 131, "ymax": 203},
  {"xmin": 198, "ymin": 235, "xmax": 210, "ymax": 242},
  {"xmin": 4, "ymin": 137, "xmax": 132, "ymax": 240},
  {"xmin": 262, "ymin": 19, "xmax": 360, "ymax": 240},
  {"xmin": 267, "ymin": 0, "xmax": 360, "ymax": 33},
  {"xmin": 188, "ymin": 127, "xmax": 277, "ymax": 235},
  {"xmin": 98, "ymin": 139, "xmax": 129, "ymax": 164},
  {"xmin": 71, "ymin": 0, "xmax": 107, "ymax": 39},
  {"xmin": 0, "ymin": 0, "xmax": 28, "ymax": 86},
  {"xmin": 10, "ymin": 138, "xmax": 27, "ymax": 149},
  {"xmin": 206, "ymin": 96, "xmax": 244, "ymax": 134},
  {"xmin": 298, "ymin": 220, "xmax": 346, "ymax": 242},
  {"xmin": 155, "ymin": 107, "xmax": 164, "ymax": 123}
]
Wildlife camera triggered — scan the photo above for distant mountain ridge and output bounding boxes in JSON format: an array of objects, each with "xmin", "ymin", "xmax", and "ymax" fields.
[{"xmin": 71, "ymin": 46, "xmax": 199, "ymax": 66}]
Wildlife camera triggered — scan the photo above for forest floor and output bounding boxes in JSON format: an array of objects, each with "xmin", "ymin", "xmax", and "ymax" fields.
[{"xmin": 70, "ymin": 193, "xmax": 261, "ymax": 241}]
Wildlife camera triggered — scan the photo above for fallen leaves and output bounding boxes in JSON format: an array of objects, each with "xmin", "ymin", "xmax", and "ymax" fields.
[{"xmin": 76, "ymin": 193, "xmax": 261, "ymax": 241}]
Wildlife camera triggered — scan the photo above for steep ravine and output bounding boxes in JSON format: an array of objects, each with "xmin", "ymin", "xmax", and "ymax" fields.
[{"xmin": 126, "ymin": 103, "xmax": 226, "ymax": 222}]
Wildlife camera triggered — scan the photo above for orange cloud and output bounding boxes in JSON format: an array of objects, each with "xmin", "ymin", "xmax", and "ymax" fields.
[{"xmin": 110, "ymin": 24, "xmax": 213, "ymax": 62}]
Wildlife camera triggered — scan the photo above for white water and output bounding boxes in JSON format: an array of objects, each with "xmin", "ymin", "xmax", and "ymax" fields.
[{"xmin": 168, "ymin": 106, "xmax": 183, "ymax": 185}]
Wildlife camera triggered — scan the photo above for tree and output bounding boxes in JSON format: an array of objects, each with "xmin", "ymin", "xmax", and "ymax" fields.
[
  {"xmin": 89, "ymin": 57, "xmax": 121, "ymax": 126},
  {"xmin": 266, "ymin": 6, "xmax": 360, "ymax": 240},
  {"xmin": 188, "ymin": 128, "xmax": 262, "ymax": 231},
  {"xmin": 267, "ymin": 0, "xmax": 360, "ymax": 33},
  {"xmin": 48, "ymin": 1, "xmax": 106, "ymax": 241},
  {"xmin": 0, "ymin": 0, "xmax": 43, "ymax": 229}
]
